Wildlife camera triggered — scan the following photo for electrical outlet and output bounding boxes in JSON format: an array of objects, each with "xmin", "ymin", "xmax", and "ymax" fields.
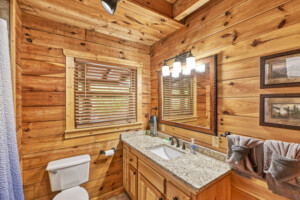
[
  {"xmin": 161, "ymin": 124, "xmax": 165, "ymax": 131},
  {"xmin": 212, "ymin": 136, "xmax": 219, "ymax": 148}
]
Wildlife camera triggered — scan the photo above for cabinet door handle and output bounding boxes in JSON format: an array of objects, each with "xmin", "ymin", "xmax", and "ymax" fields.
[
  {"xmin": 130, "ymin": 158, "xmax": 133, "ymax": 162},
  {"xmin": 173, "ymin": 197, "xmax": 178, "ymax": 200},
  {"xmin": 159, "ymin": 198, "xmax": 163, "ymax": 200},
  {"xmin": 133, "ymin": 171, "xmax": 137, "ymax": 175}
]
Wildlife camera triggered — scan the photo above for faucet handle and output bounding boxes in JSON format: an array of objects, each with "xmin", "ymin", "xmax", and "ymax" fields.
[
  {"xmin": 182, "ymin": 142, "xmax": 186, "ymax": 150},
  {"xmin": 169, "ymin": 137, "xmax": 174, "ymax": 145}
]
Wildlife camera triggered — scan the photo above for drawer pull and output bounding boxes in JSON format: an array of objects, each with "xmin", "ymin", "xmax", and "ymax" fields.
[
  {"xmin": 130, "ymin": 158, "xmax": 133, "ymax": 162},
  {"xmin": 159, "ymin": 198, "xmax": 163, "ymax": 200},
  {"xmin": 133, "ymin": 171, "xmax": 137, "ymax": 175},
  {"xmin": 173, "ymin": 197, "xmax": 178, "ymax": 200}
]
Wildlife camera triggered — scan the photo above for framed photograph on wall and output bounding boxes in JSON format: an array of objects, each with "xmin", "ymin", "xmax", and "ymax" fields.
[
  {"xmin": 260, "ymin": 49, "xmax": 300, "ymax": 88},
  {"xmin": 260, "ymin": 94, "xmax": 300, "ymax": 130}
]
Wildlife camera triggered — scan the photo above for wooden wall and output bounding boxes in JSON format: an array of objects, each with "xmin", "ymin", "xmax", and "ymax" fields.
[
  {"xmin": 150, "ymin": 0, "xmax": 300, "ymax": 199},
  {"xmin": 20, "ymin": 13, "xmax": 151, "ymax": 199}
]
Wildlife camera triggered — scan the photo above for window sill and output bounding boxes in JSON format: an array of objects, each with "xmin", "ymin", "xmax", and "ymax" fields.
[{"xmin": 65, "ymin": 122, "xmax": 143, "ymax": 139}]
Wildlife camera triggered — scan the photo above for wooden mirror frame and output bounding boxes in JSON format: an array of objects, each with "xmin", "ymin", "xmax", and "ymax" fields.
[{"xmin": 158, "ymin": 54, "xmax": 217, "ymax": 135}]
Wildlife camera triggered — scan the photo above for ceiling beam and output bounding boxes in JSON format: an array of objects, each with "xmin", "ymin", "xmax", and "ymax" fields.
[
  {"xmin": 173, "ymin": 0, "xmax": 210, "ymax": 21},
  {"xmin": 129, "ymin": 0, "xmax": 173, "ymax": 18}
]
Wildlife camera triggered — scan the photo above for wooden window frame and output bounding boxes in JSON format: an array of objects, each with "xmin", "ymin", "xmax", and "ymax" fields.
[{"xmin": 64, "ymin": 50, "xmax": 143, "ymax": 139}]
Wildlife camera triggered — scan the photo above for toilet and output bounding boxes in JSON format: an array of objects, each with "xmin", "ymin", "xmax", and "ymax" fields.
[{"xmin": 46, "ymin": 155, "xmax": 91, "ymax": 200}]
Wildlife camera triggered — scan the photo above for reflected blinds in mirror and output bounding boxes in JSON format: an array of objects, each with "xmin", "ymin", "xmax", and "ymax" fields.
[
  {"xmin": 162, "ymin": 75, "xmax": 195, "ymax": 120},
  {"xmin": 74, "ymin": 59, "xmax": 137, "ymax": 129}
]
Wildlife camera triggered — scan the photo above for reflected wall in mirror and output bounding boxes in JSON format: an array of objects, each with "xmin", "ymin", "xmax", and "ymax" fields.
[{"xmin": 158, "ymin": 55, "xmax": 217, "ymax": 135}]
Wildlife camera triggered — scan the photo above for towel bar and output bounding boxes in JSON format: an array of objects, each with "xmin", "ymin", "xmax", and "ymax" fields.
[{"xmin": 220, "ymin": 132, "xmax": 231, "ymax": 137}]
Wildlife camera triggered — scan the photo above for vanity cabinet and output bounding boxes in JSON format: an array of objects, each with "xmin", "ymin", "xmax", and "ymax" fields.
[
  {"xmin": 123, "ymin": 143, "xmax": 231, "ymax": 200},
  {"xmin": 138, "ymin": 174, "xmax": 164, "ymax": 200},
  {"xmin": 128, "ymin": 165, "xmax": 138, "ymax": 199},
  {"xmin": 166, "ymin": 181, "xmax": 190, "ymax": 200}
]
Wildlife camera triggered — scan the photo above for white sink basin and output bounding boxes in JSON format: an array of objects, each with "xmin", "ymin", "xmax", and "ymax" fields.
[{"xmin": 150, "ymin": 145, "xmax": 184, "ymax": 160}]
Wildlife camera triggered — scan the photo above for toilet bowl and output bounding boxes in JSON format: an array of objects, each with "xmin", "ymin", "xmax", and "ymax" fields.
[{"xmin": 46, "ymin": 155, "xmax": 91, "ymax": 200}]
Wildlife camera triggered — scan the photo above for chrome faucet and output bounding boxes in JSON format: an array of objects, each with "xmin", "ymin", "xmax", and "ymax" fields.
[{"xmin": 169, "ymin": 136, "xmax": 180, "ymax": 148}]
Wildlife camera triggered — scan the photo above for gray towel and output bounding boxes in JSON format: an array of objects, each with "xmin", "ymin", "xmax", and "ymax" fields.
[
  {"xmin": 0, "ymin": 19, "xmax": 24, "ymax": 200},
  {"xmin": 232, "ymin": 145, "xmax": 250, "ymax": 164},
  {"xmin": 227, "ymin": 135, "xmax": 264, "ymax": 179},
  {"xmin": 264, "ymin": 140, "xmax": 300, "ymax": 200}
]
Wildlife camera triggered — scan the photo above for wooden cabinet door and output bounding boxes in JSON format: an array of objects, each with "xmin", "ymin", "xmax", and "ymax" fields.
[
  {"xmin": 128, "ymin": 165, "xmax": 138, "ymax": 200},
  {"xmin": 166, "ymin": 181, "xmax": 190, "ymax": 200},
  {"xmin": 123, "ymin": 146, "xmax": 128, "ymax": 192},
  {"xmin": 138, "ymin": 174, "xmax": 164, "ymax": 200}
]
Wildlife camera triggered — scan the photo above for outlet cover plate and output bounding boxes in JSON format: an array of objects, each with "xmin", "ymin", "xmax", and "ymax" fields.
[{"xmin": 212, "ymin": 136, "xmax": 219, "ymax": 148}]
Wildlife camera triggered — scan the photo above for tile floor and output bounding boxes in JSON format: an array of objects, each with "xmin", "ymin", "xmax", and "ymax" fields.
[{"xmin": 108, "ymin": 193, "xmax": 131, "ymax": 200}]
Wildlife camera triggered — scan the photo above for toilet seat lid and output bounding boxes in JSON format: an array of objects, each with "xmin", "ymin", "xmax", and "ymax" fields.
[{"xmin": 53, "ymin": 186, "xmax": 88, "ymax": 200}]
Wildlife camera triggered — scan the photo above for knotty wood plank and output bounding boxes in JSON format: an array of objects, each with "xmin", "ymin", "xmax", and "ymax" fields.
[
  {"xmin": 173, "ymin": 0, "xmax": 209, "ymax": 21},
  {"xmin": 22, "ymin": 13, "xmax": 86, "ymax": 40},
  {"xmin": 218, "ymin": 115, "xmax": 300, "ymax": 144},
  {"xmin": 22, "ymin": 75, "xmax": 65, "ymax": 92},
  {"xmin": 22, "ymin": 106, "xmax": 65, "ymax": 123},
  {"xmin": 22, "ymin": 28, "xmax": 150, "ymax": 64},
  {"xmin": 231, "ymin": 173, "xmax": 289, "ymax": 200},
  {"xmin": 22, "ymin": 120, "xmax": 65, "ymax": 139},
  {"xmin": 22, "ymin": 92, "xmax": 65, "ymax": 107},
  {"xmin": 22, "ymin": 139, "xmax": 122, "ymax": 170}
]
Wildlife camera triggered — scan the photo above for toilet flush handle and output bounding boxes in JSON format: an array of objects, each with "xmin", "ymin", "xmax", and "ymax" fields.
[{"xmin": 49, "ymin": 170, "xmax": 57, "ymax": 174}]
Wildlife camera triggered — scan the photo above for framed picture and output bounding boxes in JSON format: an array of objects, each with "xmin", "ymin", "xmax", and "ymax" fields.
[
  {"xmin": 260, "ymin": 49, "xmax": 300, "ymax": 88},
  {"xmin": 260, "ymin": 94, "xmax": 300, "ymax": 130}
]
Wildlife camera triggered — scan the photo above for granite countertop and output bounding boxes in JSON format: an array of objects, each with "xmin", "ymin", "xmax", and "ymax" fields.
[{"xmin": 121, "ymin": 131, "xmax": 231, "ymax": 192}]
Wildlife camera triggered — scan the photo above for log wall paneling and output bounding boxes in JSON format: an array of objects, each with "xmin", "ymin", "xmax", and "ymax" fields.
[
  {"xmin": 17, "ymin": 0, "xmax": 183, "ymax": 45},
  {"xmin": 20, "ymin": 13, "xmax": 151, "ymax": 199},
  {"xmin": 150, "ymin": 0, "xmax": 300, "ymax": 199}
]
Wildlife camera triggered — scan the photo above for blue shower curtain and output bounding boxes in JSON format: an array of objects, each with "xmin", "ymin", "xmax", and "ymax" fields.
[{"xmin": 0, "ymin": 19, "xmax": 24, "ymax": 200}]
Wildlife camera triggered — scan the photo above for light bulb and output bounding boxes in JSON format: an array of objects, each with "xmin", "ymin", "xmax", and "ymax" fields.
[
  {"xmin": 172, "ymin": 71, "xmax": 180, "ymax": 78},
  {"xmin": 173, "ymin": 56, "xmax": 181, "ymax": 74},
  {"xmin": 162, "ymin": 64, "xmax": 170, "ymax": 76},
  {"xmin": 196, "ymin": 64, "xmax": 206, "ymax": 73},
  {"xmin": 182, "ymin": 67, "xmax": 191, "ymax": 76},
  {"xmin": 186, "ymin": 52, "xmax": 196, "ymax": 71}
]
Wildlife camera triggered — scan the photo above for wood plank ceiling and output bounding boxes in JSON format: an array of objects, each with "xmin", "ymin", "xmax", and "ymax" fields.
[{"xmin": 17, "ymin": 0, "xmax": 184, "ymax": 45}]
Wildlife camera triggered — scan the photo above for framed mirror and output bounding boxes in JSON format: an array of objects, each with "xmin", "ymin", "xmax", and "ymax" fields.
[{"xmin": 158, "ymin": 55, "xmax": 217, "ymax": 135}]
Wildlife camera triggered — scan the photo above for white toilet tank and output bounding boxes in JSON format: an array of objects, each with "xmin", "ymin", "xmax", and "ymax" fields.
[{"xmin": 46, "ymin": 155, "xmax": 91, "ymax": 192}]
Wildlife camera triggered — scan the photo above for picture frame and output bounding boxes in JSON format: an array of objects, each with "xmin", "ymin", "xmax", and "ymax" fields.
[
  {"xmin": 260, "ymin": 94, "xmax": 300, "ymax": 130},
  {"xmin": 260, "ymin": 49, "xmax": 300, "ymax": 88}
]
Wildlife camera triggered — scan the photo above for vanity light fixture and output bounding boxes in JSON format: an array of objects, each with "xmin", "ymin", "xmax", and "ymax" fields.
[
  {"xmin": 162, "ymin": 61, "xmax": 170, "ymax": 76},
  {"xmin": 101, "ymin": 0, "xmax": 120, "ymax": 15},
  {"xmin": 161, "ymin": 50, "xmax": 201, "ymax": 77}
]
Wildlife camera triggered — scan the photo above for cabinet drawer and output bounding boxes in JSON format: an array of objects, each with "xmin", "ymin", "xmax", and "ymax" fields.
[
  {"xmin": 128, "ymin": 151, "xmax": 138, "ymax": 169},
  {"xmin": 139, "ymin": 160, "xmax": 165, "ymax": 194}
]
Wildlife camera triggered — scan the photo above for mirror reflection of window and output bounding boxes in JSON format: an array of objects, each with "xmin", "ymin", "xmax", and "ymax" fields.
[
  {"xmin": 158, "ymin": 55, "xmax": 217, "ymax": 135},
  {"xmin": 162, "ymin": 62, "xmax": 211, "ymax": 128}
]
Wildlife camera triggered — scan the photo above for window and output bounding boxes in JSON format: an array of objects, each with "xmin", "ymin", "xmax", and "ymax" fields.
[
  {"xmin": 74, "ymin": 59, "xmax": 137, "ymax": 129},
  {"xmin": 64, "ymin": 53, "xmax": 142, "ymax": 138},
  {"xmin": 162, "ymin": 75, "xmax": 196, "ymax": 120}
]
